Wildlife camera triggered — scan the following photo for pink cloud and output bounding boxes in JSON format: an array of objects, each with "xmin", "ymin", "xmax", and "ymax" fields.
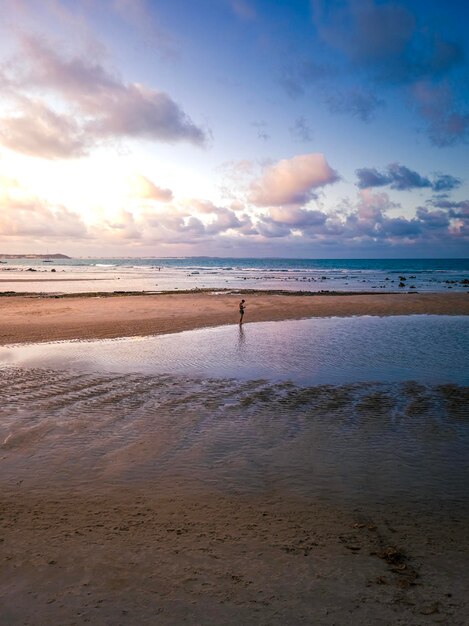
[
  {"xmin": 248, "ymin": 153, "xmax": 339, "ymax": 206},
  {"xmin": 0, "ymin": 189, "xmax": 88, "ymax": 239},
  {"xmin": 0, "ymin": 97, "xmax": 89, "ymax": 159},
  {"xmin": 0, "ymin": 35, "xmax": 207, "ymax": 158}
]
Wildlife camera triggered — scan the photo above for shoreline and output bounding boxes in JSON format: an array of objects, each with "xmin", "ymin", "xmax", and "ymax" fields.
[{"xmin": 0, "ymin": 291, "xmax": 468, "ymax": 345}]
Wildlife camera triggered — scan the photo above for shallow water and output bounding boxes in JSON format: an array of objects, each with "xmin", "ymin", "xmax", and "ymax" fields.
[
  {"xmin": 2, "ymin": 315, "xmax": 468, "ymax": 385},
  {"xmin": 1, "ymin": 316, "xmax": 468, "ymax": 514},
  {"xmin": 1, "ymin": 367, "xmax": 468, "ymax": 512}
]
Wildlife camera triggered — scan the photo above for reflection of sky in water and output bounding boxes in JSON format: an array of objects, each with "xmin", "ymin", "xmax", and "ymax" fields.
[
  {"xmin": 1, "ymin": 316, "xmax": 468, "ymax": 512},
  {"xmin": 2, "ymin": 315, "xmax": 468, "ymax": 385}
]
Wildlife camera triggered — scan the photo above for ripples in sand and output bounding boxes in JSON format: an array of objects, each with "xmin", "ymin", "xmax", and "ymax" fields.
[{"xmin": 1, "ymin": 367, "xmax": 468, "ymax": 513}]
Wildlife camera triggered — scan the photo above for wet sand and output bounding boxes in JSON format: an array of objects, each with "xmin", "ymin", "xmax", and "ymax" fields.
[
  {"xmin": 2, "ymin": 486, "xmax": 467, "ymax": 625},
  {"xmin": 1, "ymin": 291, "xmax": 468, "ymax": 345},
  {"xmin": 1, "ymin": 293, "xmax": 468, "ymax": 624},
  {"xmin": 1, "ymin": 366, "xmax": 468, "ymax": 624}
]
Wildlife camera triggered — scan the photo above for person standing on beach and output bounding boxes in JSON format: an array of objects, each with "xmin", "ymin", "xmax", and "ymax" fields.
[{"xmin": 239, "ymin": 299, "xmax": 246, "ymax": 325}]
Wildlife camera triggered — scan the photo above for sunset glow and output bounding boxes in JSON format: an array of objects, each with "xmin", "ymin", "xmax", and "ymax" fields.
[{"xmin": 0, "ymin": 0, "xmax": 468, "ymax": 257}]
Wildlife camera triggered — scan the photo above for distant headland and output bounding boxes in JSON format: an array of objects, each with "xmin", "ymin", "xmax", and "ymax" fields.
[{"xmin": 0, "ymin": 254, "xmax": 70, "ymax": 259}]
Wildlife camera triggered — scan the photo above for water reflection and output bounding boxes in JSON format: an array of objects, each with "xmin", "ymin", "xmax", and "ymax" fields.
[
  {"xmin": 237, "ymin": 324, "xmax": 246, "ymax": 356},
  {"xmin": 2, "ymin": 315, "xmax": 468, "ymax": 386}
]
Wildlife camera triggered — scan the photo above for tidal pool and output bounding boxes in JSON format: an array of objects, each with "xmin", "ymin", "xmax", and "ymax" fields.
[
  {"xmin": 1, "ymin": 315, "xmax": 468, "ymax": 386},
  {"xmin": 1, "ymin": 315, "xmax": 468, "ymax": 512}
]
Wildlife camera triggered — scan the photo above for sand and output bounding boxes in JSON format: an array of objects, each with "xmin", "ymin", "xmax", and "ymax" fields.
[
  {"xmin": 1, "ymin": 291, "xmax": 468, "ymax": 345},
  {"xmin": 1, "ymin": 485, "xmax": 467, "ymax": 625},
  {"xmin": 1, "ymin": 291, "xmax": 468, "ymax": 624}
]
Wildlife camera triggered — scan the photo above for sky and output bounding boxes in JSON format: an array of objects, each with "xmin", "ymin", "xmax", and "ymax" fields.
[{"xmin": 0, "ymin": 0, "xmax": 468, "ymax": 258}]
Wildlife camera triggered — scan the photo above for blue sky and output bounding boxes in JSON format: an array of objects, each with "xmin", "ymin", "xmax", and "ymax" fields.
[{"xmin": 0, "ymin": 0, "xmax": 468, "ymax": 257}]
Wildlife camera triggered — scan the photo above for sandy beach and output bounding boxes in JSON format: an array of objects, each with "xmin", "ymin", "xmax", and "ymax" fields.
[
  {"xmin": 1, "ymin": 0, "xmax": 467, "ymax": 621},
  {"xmin": 1, "ymin": 364, "xmax": 468, "ymax": 625},
  {"xmin": 1, "ymin": 291, "xmax": 468, "ymax": 624},
  {"xmin": 1, "ymin": 291, "xmax": 468, "ymax": 345},
  {"xmin": 2, "ymin": 486, "xmax": 467, "ymax": 625}
]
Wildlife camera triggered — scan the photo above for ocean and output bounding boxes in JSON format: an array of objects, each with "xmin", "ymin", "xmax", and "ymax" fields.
[{"xmin": 1, "ymin": 257, "xmax": 468, "ymax": 293}]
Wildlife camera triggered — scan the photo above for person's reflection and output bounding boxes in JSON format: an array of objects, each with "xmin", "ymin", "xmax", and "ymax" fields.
[{"xmin": 237, "ymin": 324, "xmax": 246, "ymax": 357}]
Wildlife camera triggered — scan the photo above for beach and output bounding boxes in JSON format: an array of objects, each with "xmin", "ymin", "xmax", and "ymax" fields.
[
  {"xmin": 1, "ymin": 0, "xmax": 467, "ymax": 621},
  {"xmin": 1, "ymin": 290, "xmax": 468, "ymax": 624},
  {"xmin": 2, "ymin": 486, "xmax": 467, "ymax": 625},
  {"xmin": 1, "ymin": 291, "xmax": 468, "ymax": 345},
  {"xmin": 1, "ymin": 364, "xmax": 468, "ymax": 625}
]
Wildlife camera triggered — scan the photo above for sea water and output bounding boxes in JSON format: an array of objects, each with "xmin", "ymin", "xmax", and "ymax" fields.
[{"xmin": 1, "ymin": 257, "xmax": 468, "ymax": 293}]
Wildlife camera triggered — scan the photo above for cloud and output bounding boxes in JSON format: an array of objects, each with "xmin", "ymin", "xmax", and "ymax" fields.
[
  {"xmin": 308, "ymin": 1, "xmax": 468, "ymax": 145},
  {"xmin": 312, "ymin": 0, "xmax": 463, "ymax": 84},
  {"xmin": 1, "ymin": 171, "xmax": 466, "ymax": 251},
  {"xmin": 356, "ymin": 163, "xmax": 431, "ymax": 190},
  {"xmin": 99, "ymin": 198, "xmax": 257, "ymax": 246},
  {"xmin": 251, "ymin": 188, "xmax": 436, "ymax": 244},
  {"xmin": 426, "ymin": 198, "xmax": 469, "ymax": 227},
  {"xmin": 279, "ymin": 60, "xmax": 334, "ymax": 98},
  {"xmin": 335, "ymin": 190, "xmax": 421, "ymax": 240},
  {"xmin": 128, "ymin": 174, "xmax": 173, "ymax": 201},
  {"xmin": 415, "ymin": 206, "xmax": 450, "ymax": 230},
  {"xmin": 101, "ymin": 206, "xmax": 207, "ymax": 245},
  {"xmin": 104, "ymin": 209, "xmax": 142, "ymax": 240},
  {"xmin": 269, "ymin": 206, "xmax": 326, "ymax": 228},
  {"xmin": 182, "ymin": 199, "xmax": 254, "ymax": 235},
  {"xmin": 431, "ymin": 174, "xmax": 463, "ymax": 192},
  {"xmin": 342, "ymin": 189, "xmax": 468, "ymax": 242},
  {"xmin": 249, "ymin": 153, "xmax": 339, "ymax": 206},
  {"xmin": 355, "ymin": 167, "xmax": 390, "ymax": 189},
  {"xmin": 411, "ymin": 81, "xmax": 469, "ymax": 147},
  {"xmin": 251, "ymin": 121, "xmax": 270, "ymax": 142},
  {"xmin": 84, "ymin": 83, "xmax": 206, "ymax": 144},
  {"xmin": 0, "ymin": 180, "xmax": 89, "ymax": 238},
  {"xmin": 205, "ymin": 208, "xmax": 243, "ymax": 235},
  {"xmin": 280, "ymin": 63, "xmax": 384, "ymax": 122},
  {"xmin": 324, "ymin": 87, "xmax": 384, "ymax": 122},
  {"xmin": 289, "ymin": 117, "xmax": 313, "ymax": 142},
  {"xmin": 0, "ymin": 35, "xmax": 207, "ymax": 158},
  {"xmin": 255, "ymin": 205, "xmax": 328, "ymax": 239},
  {"xmin": 356, "ymin": 163, "xmax": 462, "ymax": 192},
  {"xmin": 252, "ymin": 186, "xmax": 468, "ymax": 249},
  {"xmin": 0, "ymin": 97, "xmax": 89, "ymax": 159}
]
